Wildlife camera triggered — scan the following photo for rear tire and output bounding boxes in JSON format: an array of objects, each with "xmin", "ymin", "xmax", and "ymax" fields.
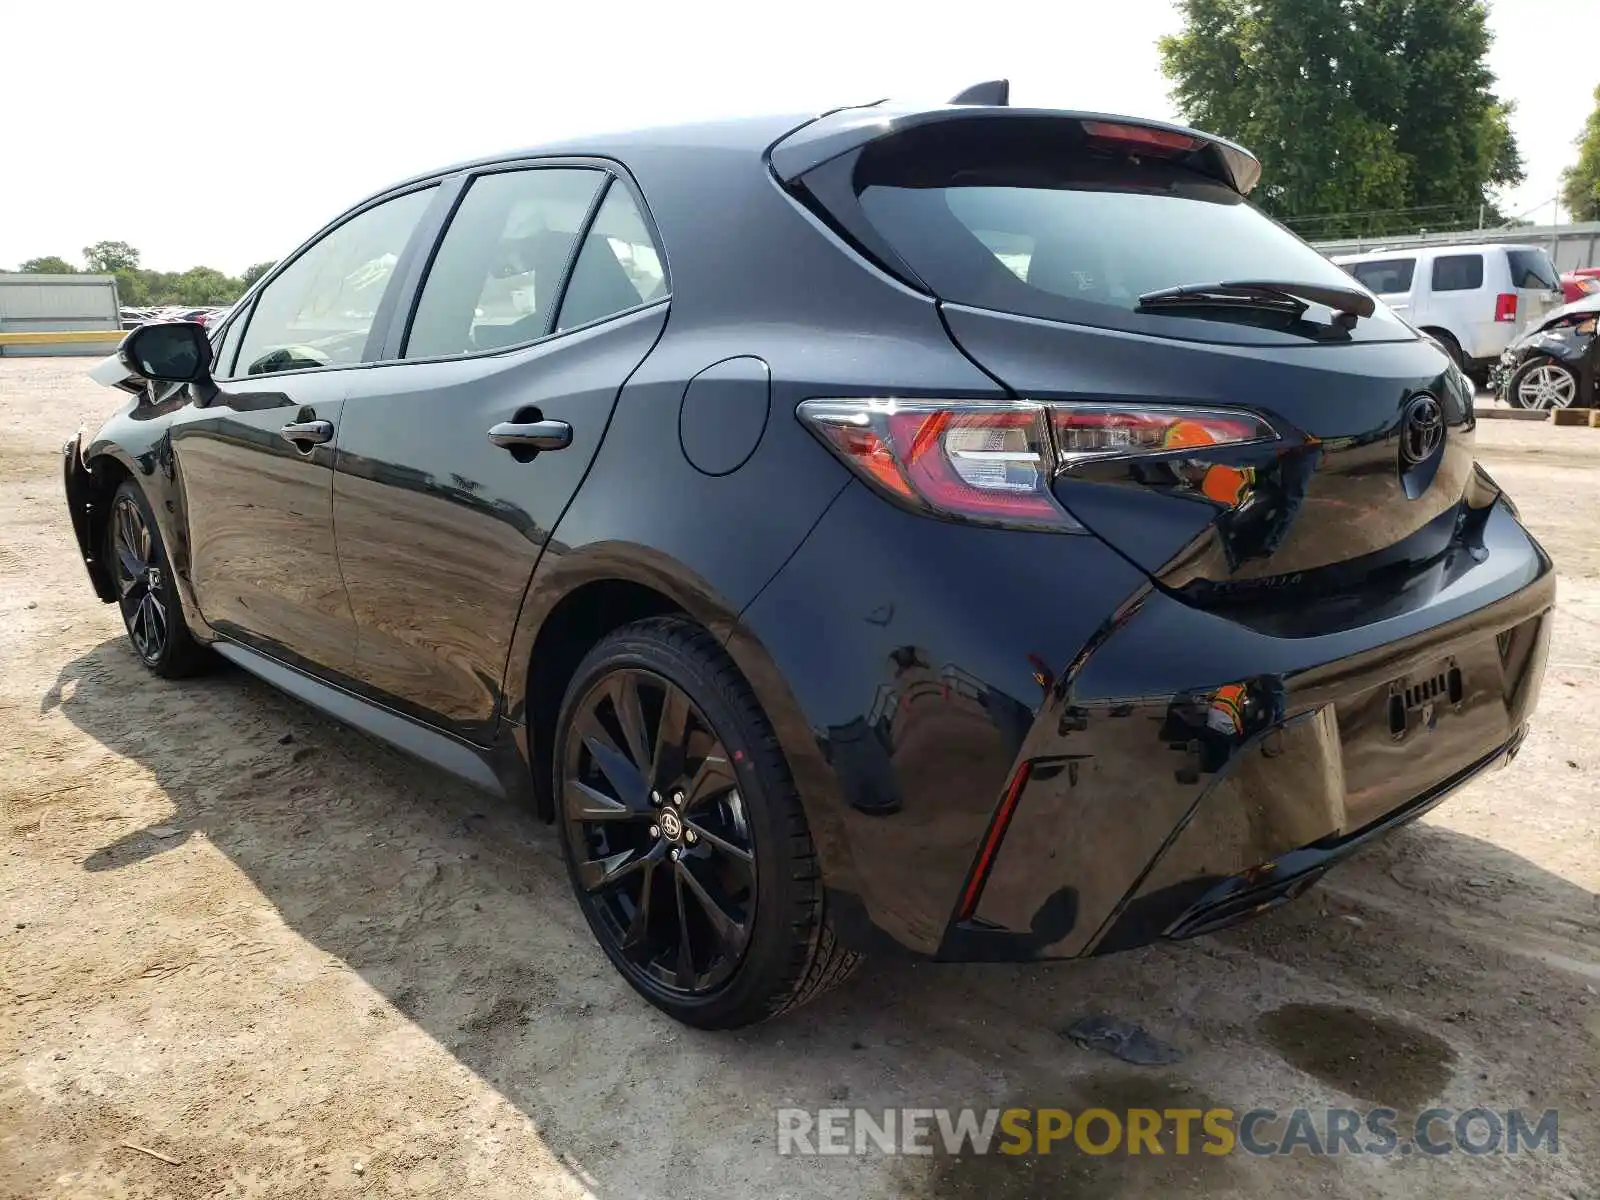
[
  {"xmin": 1424, "ymin": 329, "xmax": 1465, "ymax": 372},
  {"xmin": 553, "ymin": 616, "xmax": 861, "ymax": 1028},
  {"xmin": 104, "ymin": 479, "xmax": 208, "ymax": 678}
]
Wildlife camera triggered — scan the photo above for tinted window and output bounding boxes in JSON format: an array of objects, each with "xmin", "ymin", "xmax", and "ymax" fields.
[
  {"xmin": 842, "ymin": 118, "xmax": 1406, "ymax": 341},
  {"xmin": 405, "ymin": 168, "xmax": 604, "ymax": 359},
  {"xmin": 1506, "ymin": 248, "xmax": 1560, "ymax": 290},
  {"xmin": 555, "ymin": 183, "xmax": 666, "ymax": 331},
  {"xmin": 1345, "ymin": 258, "xmax": 1416, "ymax": 294},
  {"xmin": 233, "ymin": 187, "xmax": 435, "ymax": 376},
  {"xmin": 1431, "ymin": 254, "xmax": 1484, "ymax": 292}
]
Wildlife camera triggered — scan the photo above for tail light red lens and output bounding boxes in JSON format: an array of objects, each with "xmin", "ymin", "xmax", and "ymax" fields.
[
  {"xmin": 798, "ymin": 399, "xmax": 1276, "ymax": 530},
  {"xmin": 1080, "ymin": 120, "xmax": 1203, "ymax": 156},
  {"xmin": 1494, "ymin": 292, "xmax": 1518, "ymax": 322}
]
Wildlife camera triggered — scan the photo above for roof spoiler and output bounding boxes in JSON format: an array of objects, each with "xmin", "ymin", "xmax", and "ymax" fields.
[
  {"xmin": 770, "ymin": 105, "xmax": 1263, "ymax": 197},
  {"xmin": 949, "ymin": 79, "xmax": 1010, "ymax": 106}
]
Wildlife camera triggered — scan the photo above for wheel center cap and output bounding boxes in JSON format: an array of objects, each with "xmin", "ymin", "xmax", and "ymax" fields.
[{"xmin": 659, "ymin": 810, "xmax": 684, "ymax": 842}]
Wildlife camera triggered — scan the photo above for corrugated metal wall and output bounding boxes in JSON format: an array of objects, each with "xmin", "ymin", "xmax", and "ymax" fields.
[
  {"xmin": 0, "ymin": 274, "xmax": 120, "ymax": 356},
  {"xmin": 1311, "ymin": 223, "xmax": 1600, "ymax": 272}
]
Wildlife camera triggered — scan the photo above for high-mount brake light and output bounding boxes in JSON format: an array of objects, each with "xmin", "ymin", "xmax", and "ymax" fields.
[
  {"xmin": 1080, "ymin": 121, "xmax": 1204, "ymax": 156},
  {"xmin": 797, "ymin": 399, "xmax": 1278, "ymax": 529}
]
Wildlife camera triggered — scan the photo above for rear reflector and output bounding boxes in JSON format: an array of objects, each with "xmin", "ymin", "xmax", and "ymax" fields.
[
  {"xmin": 1081, "ymin": 120, "xmax": 1204, "ymax": 155},
  {"xmin": 798, "ymin": 398, "xmax": 1276, "ymax": 530},
  {"xmin": 956, "ymin": 759, "xmax": 1033, "ymax": 922},
  {"xmin": 1494, "ymin": 292, "xmax": 1518, "ymax": 322}
]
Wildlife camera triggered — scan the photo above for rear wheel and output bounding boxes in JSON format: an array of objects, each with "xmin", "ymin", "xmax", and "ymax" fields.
[
  {"xmin": 554, "ymin": 616, "xmax": 860, "ymax": 1028},
  {"xmin": 105, "ymin": 479, "xmax": 207, "ymax": 677},
  {"xmin": 1509, "ymin": 358, "xmax": 1580, "ymax": 410},
  {"xmin": 1424, "ymin": 329, "xmax": 1464, "ymax": 372}
]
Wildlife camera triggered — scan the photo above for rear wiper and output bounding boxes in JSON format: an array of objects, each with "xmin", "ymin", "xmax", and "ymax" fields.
[{"xmin": 1139, "ymin": 280, "xmax": 1376, "ymax": 322}]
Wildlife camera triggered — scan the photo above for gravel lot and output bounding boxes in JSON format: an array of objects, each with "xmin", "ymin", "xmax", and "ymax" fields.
[{"xmin": 2, "ymin": 357, "xmax": 1597, "ymax": 1199}]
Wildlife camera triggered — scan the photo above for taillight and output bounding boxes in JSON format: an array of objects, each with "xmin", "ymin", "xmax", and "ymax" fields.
[
  {"xmin": 1494, "ymin": 293, "xmax": 1518, "ymax": 322},
  {"xmin": 797, "ymin": 399, "xmax": 1276, "ymax": 530},
  {"xmin": 1080, "ymin": 120, "xmax": 1203, "ymax": 156}
]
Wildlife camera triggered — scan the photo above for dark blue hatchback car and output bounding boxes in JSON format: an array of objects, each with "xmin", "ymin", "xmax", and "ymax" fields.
[{"xmin": 66, "ymin": 85, "xmax": 1553, "ymax": 1027}]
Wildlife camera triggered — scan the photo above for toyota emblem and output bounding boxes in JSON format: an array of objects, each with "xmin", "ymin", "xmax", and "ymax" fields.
[{"xmin": 1399, "ymin": 394, "xmax": 1445, "ymax": 467}]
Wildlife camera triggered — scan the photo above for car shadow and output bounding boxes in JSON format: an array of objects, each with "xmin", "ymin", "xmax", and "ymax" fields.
[{"xmin": 44, "ymin": 636, "xmax": 1600, "ymax": 1198}]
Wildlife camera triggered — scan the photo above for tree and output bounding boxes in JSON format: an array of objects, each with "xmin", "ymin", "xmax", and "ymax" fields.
[
  {"xmin": 1161, "ymin": 0, "xmax": 1524, "ymax": 239},
  {"xmin": 241, "ymin": 260, "xmax": 276, "ymax": 288},
  {"xmin": 172, "ymin": 266, "xmax": 238, "ymax": 306},
  {"xmin": 1561, "ymin": 82, "xmax": 1600, "ymax": 223},
  {"xmin": 83, "ymin": 240, "xmax": 140, "ymax": 273},
  {"xmin": 18, "ymin": 255, "xmax": 78, "ymax": 274}
]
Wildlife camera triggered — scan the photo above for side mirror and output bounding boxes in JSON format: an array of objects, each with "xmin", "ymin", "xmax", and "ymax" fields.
[{"xmin": 120, "ymin": 321, "xmax": 213, "ymax": 384}]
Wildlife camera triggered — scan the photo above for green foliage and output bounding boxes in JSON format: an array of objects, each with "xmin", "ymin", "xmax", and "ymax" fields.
[
  {"xmin": 17, "ymin": 242, "xmax": 265, "ymax": 307},
  {"xmin": 83, "ymin": 240, "xmax": 140, "ymax": 273},
  {"xmin": 18, "ymin": 256, "xmax": 78, "ymax": 274},
  {"xmin": 241, "ymin": 261, "xmax": 276, "ymax": 289},
  {"xmin": 1160, "ymin": 0, "xmax": 1525, "ymax": 239},
  {"xmin": 1561, "ymin": 82, "xmax": 1600, "ymax": 223}
]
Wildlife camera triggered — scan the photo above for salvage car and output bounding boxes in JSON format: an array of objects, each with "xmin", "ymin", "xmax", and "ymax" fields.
[
  {"xmin": 1499, "ymin": 292, "xmax": 1600, "ymax": 409},
  {"xmin": 64, "ymin": 84, "xmax": 1553, "ymax": 1028}
]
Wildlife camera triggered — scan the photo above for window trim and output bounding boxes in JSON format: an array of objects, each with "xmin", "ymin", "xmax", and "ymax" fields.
[
  {"xmin": 215, "ymin": 177, "xmax": 447, "ymax": 382},
  {"xmin": 383, "ymin": 155, "xmax": 672, "ymax": 367}
]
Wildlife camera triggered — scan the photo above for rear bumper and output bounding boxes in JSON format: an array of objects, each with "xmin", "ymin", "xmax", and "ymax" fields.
[{"xmin": 741, "ymin": 481, "xmax": 1554, "ymax": 962}]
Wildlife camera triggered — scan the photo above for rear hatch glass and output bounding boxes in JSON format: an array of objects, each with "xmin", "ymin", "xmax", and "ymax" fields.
[{"xmin": 825, "ymin": 117, "xmax": 1414, "ymax": 347}]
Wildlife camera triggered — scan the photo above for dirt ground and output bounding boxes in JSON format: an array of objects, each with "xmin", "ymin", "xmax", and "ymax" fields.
[{"xmin": 2, "ymin": 356, "xmax": 1597, "ymax": 1199}]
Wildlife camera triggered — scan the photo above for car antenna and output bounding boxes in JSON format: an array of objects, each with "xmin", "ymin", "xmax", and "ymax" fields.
[{"xmin": 949, "ymin": 79, "xmax": 1010, "ymax": 106}]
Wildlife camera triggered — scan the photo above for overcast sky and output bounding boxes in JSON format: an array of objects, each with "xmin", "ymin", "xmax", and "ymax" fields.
[{"xmin": 2, "ymin": 0, "xmax": 1591, "ymax": 275}]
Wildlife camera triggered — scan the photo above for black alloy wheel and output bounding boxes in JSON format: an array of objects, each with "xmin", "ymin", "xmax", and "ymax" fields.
[
  {"xmin": 555, "ymin": 617, "xmax": 860, "ymax": 1028},
  {"xmin": 111, "ymin": 491, "xmax": 169, "ymax": 663},
  {"xmin": 105, "ymin": 479, "xmax": 206, "ymax": 677},
  {"xmin": 563, "ymin": 666, "xmax": 757, "ymax": 996}
]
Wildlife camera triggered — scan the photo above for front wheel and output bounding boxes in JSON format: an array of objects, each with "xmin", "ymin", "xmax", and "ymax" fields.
[
  {"xmin": 105, "ymin": 479, "xmax": 208, "ymax": 677},
  {"xmin": 1509, "ymin": 358, "xmax": 1581, "ymax": 410},
  {"xmin": 554, "ymin": 616, "xmax": 860, "ymax": 1028}
]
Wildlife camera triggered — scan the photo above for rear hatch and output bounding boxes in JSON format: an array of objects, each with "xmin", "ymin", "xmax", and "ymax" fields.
[{"xmin": 783, "ymin": 111, "xmax": 1499, "ymax": 635}]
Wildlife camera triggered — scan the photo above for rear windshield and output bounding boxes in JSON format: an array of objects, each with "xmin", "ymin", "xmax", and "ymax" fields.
[
  {"xmin": 840, "ymin": 119, "xmax": 1410, "ymax": 344},
  {"xmin": 1344, "ymin": 258, "xmax": 1415, "ymax": 294},
  {"xmin": 1506, "ymin": 247, "xmax": 1560, "ymax": 291}
]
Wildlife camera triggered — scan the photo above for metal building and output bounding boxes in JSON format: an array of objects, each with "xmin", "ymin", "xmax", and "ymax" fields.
[{"xmin": 0, "ymin": 273, "xmax": 121, "ymax": 356}]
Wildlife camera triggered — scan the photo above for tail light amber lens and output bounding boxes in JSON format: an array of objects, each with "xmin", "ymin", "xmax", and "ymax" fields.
[{"xmin": 798, "ymin": 398, "xmax": 1276, "ymax": 530}]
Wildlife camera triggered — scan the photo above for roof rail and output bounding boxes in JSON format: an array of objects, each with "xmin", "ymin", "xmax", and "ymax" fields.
[{"xmin": 948, "ymin": 79, "xmax": 1010, "ymax": 106}]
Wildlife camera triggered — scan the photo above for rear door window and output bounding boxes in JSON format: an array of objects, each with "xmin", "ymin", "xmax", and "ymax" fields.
[
  {"xmin": 1345, "ymin": 258, "xmax": 1415, "ymax": 295},
  {"xmin": 555, "ymin": 183, "xmax": 667, "ymax": 331},
  {"xmin": 838, "ymin": 118, "xmax": 1409, "ymax": 344},
  {"xmin": 1505, "ymin": 248, "xmax": 1560, "ymax": 290},
  {"xmin": 404, "ymin": 167, "xmax": 606, "ymax": 359},
  {"xmin": 1430, "ymin": 254, "xmax": 1485, "ymax": 292}
]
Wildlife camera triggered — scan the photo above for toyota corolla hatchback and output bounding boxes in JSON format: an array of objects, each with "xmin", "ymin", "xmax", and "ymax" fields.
[{"xmin": 65, "ymin": 86, "xmax": 1553, "ymax": 1028}]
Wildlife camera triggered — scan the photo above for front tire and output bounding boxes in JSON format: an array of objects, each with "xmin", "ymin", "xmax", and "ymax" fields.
[
  {"xmin": 1509, "ymin": 358, "xmax": 1581, "ymax": 410},
  {"xmin": 105, "ymin": 479, "xmax": 207, "ymax": 677},
  {"xmin": 554, "ymin": 616, "xmax": 860, "ymax": 1028}
]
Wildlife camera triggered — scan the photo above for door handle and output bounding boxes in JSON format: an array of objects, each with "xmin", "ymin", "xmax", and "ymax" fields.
[
  {"xmin": 279, "ymin": 419, "xmax": 334, "ymax": 446},
  {"xmin": 487, "ymin": 419, "xmax": 572, "ymax": 452}
]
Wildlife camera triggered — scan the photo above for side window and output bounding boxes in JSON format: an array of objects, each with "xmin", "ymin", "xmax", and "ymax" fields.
[
  {"xmin": 405, "ymin": 168, "xmax": 605, "ymax": 359},
  {"xmin": 1505, "ymin": 248, "xmax": 1560, "ymax": 290},
  {"xmin": 1431, "ymin": 254, "xmax": 1484, "ymax": 293},
  {"xmin": 556, "ymin": 184, "xmax": 667, "ymax": 331},
  {"xmin": 232, "ymin": 187, "xmax": 435, "ymax": 377},
  {"xmin": 210, "ymin": 306, "xmax": 246, "ymax": 378},
  {"xmin": 1346, "ymin": 257, "xmax": 1415, "ymax": 295}
]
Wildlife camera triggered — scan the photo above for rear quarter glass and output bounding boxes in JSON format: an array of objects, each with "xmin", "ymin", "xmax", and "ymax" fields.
[{"xmin": 811, "ymin": 116, "xmax": 1414, "ymax": 347}]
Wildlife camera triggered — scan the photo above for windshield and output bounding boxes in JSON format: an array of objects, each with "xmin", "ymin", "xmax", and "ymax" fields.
[{"xmin": 847, "ymin": 119, "xmax": 1412, "ymax": 345}]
